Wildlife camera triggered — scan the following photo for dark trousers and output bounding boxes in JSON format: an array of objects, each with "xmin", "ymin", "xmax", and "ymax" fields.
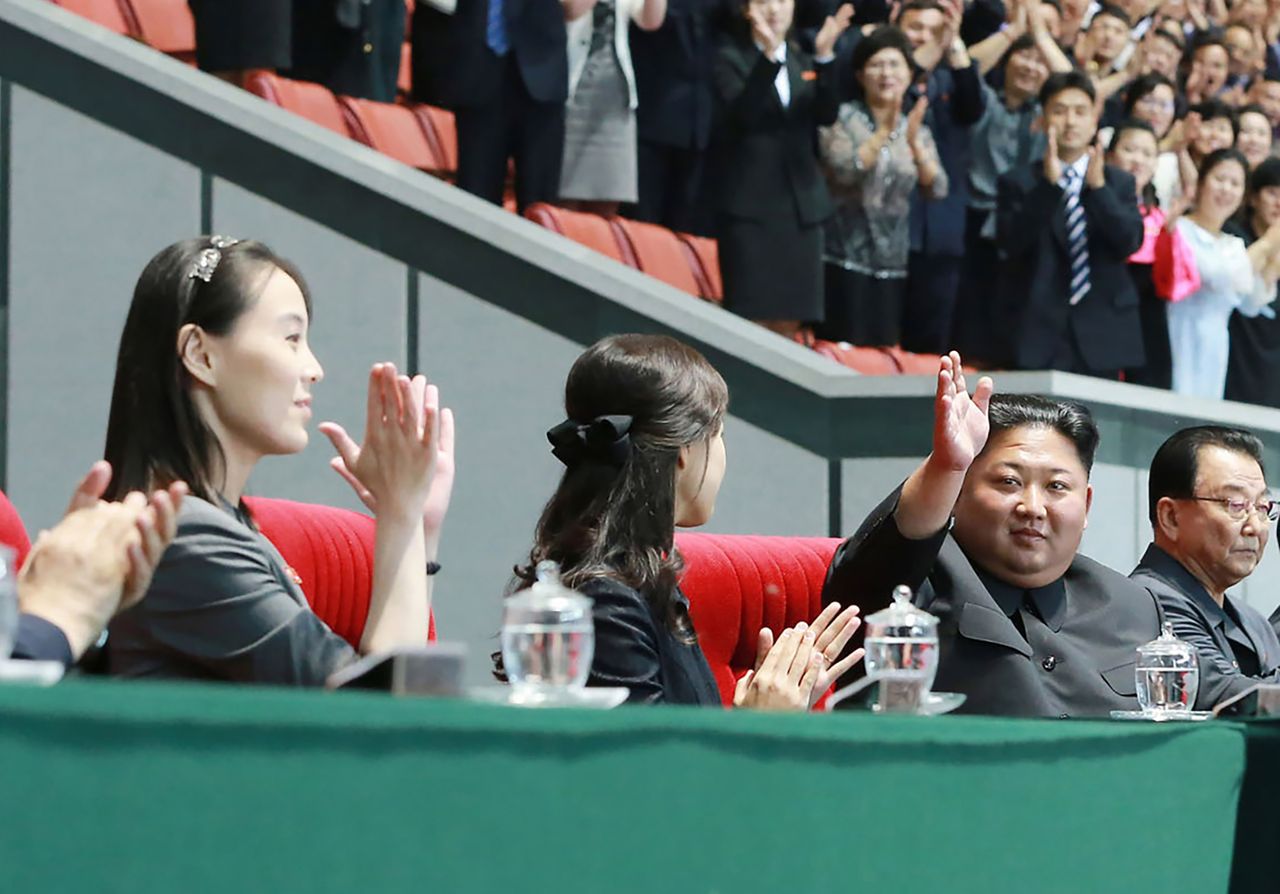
[
  {"xmin": 952, "ymin": 207, "xmax": 1006, "ymax": 367},
  {"xmin": 455, "ymin": 54, "xmax": 565, "ymax": 213},
  {"xmin": 900, "ymin": 251, "xmax": 962, "ymax": 354},
  {"xmin": 626, "ymin": 140, "xmax": 712, "ymax": 236}
]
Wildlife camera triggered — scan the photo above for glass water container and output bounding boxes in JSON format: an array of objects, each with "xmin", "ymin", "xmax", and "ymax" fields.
[
  {"xmin": 500, "ymin": 561, "xmax": 595, "ymax": 702},
  {"xmin": 862, "ymin": 585, "xmax": 939, "ymax": 713}
]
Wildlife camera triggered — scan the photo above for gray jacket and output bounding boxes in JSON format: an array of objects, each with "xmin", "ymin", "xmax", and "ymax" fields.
[
  {"xmin": 824, "ymin": 487, "xmax": 1162, "ymax": 718},
  {"xmin": 108, "ymin": 496, "xmax": 358, "ymax": 685},
  {"xmin": 1131, "ymin": 543, "xmax": 1280, "ymax": 713}
]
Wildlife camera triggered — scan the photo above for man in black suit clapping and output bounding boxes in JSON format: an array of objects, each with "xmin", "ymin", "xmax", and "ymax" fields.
[
  {"xmin": 412, "ymin": 0, "xmax": 569, "ymax": 211},
  {"xmin": 995, "ymin": 70, "xmax": 1145, "ymax": 378}
]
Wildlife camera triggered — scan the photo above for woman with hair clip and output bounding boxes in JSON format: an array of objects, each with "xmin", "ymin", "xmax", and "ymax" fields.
[
  {"xmin": 104, "ymin": 237, "xmax": 455, "ymax": 684},
  {"xmin": 518, "ymin": 334, "xmax": 864, "ymax": 706}
]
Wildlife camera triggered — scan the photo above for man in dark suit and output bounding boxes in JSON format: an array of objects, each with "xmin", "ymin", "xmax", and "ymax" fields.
[
  {"xmin": 12, "ymin": 463, "xmax": 183, "ymax": 667},
  {"xmin": 823, "ymin": 353, "xmax": 1161, "ymax": 717},
  {"xmin": 1131, "ymin": 427, "xmax": 1280, "ymax": 713},
  {"xmin": 626, "ymin": 0, "xmax": 722, "ymax": 236},
  {"xmin": 412, "ymin": 0, "xmax": 568, "ymax": 211},
  {"xmin": 995, "ymin": 70, "xmax": 1145, "ymax": 378}
]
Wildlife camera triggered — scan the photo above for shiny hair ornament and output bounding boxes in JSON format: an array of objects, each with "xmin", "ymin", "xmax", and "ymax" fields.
[{"xmin": 187, "ymin": 235, "xmax": 241, "ymax": 283}]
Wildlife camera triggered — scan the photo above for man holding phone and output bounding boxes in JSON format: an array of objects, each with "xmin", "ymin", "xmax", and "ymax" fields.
[{"xmin": 994, "ymin": 70, "xmax": 1145, "ymax": 379}]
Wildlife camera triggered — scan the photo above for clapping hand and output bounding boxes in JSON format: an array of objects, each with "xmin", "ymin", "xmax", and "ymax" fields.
[
  {"xmin": 814, "ymin": 3, "xmax": 854, "ymax": 59},
  {"xmin": 319, "ymin": 363, "xmax": 442, "ymax": 526},
  {"xmin": 1085, "ymin": 143, "xmax": 1105, "ymax": 189},
  {"xmin": 324, "ymin": 372, "xmax": 456, "ymax": 537},
  {"xmin": 748, "ymin": 6, "xmax": 783, "ymax": 56},
  {"xmin": 1043, "ymin": 128, "xmax": 1063, "ymax": 183},
  {"xmin": 905, "ymin": 95, "xmax": 929, "ymax": 149},
  {"xmin": 931, "ymin": 351, "xmax": 994, "ymax": 475},
  {"xmin": 733, "ymin": 602, "xmax": 866, "ymax": 711}
]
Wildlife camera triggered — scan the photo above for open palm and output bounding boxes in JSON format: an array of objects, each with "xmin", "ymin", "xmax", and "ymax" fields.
[{"xmin": 932, "ymin": 352, "xmax": 993, "ymax": 473}]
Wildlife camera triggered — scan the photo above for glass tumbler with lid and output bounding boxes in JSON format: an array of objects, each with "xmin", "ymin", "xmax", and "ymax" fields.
[
  {"xmin": 1135, "ymin": 622, "xmax": 1199, "ymax": 716},
  {"xmin": 862, "ymin": 585, "xmax": 939, "ymax": 713},
  {"xmin": 500, "ymin": 561, "xmax": 595, "ymax": 702}
]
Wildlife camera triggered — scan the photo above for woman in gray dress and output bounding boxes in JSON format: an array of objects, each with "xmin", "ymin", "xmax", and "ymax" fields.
[
  {"xmin": 560, "ymin": 0, "xmax": 667, "ymax": 213},
  {"xmin": 103, "ymin": 237, "xmax": 456, "ymax": 684},
  {"xmin": 818, "ymin": 25, "xmax": 946, "ymax": 347}
]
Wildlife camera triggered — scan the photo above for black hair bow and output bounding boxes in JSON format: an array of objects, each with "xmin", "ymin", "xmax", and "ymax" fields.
[{"xmin": 546, "ymin": 415, "xmax": 634, "ymax": 468}]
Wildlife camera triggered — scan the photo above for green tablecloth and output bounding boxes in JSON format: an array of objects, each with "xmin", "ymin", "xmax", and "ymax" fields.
[{"xmin": 0, "ymin": 681, "xmax": 1246, "ymax": 893}]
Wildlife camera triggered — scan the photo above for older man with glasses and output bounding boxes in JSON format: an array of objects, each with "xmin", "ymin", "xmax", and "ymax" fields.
[{"xmin": 1130, "ymin": 426, "xmax": 1280, "ymax": 713}]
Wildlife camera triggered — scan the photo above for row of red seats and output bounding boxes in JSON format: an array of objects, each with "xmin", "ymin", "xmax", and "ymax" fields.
[{"xmin": 47, "ymin": 0, "xmax": 951, "ymax": 377}]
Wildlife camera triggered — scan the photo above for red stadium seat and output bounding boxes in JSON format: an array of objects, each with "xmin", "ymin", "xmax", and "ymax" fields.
[
  {"xmin": 0, "ymin": 492, "xmax": 32, "ymax": 572},
  {"xmin": 245, "ymin": 497, "xmax": 436, "ymax": 646},
  {"xmin": 49, "ymin": 0, "xmax": 134, "ymax": 35},
  {"xmin": 813, "ymin": 340, "xmax": 901, "ymax": 375},
  {"xmin": 677, "ymin": 233, "xmax": 723, "ymax": 303},
  {"xmin": 885, "ymin": 347, "xmax": 942, "ymax": 375},
  {"xmin": 610, "ymin": 217, "xmax": 701, "ymax": 297},
  {"xmin": 244, "ymin": 72, "xmax": 353, "ymax": 139},
  {"xmin": 676, "ymin": 532, "xmax": 842, "ymax": 706},
  {"xmin": 523, "ymin": 204, "xmax": 635, "ymax": 265},
  {"xmin": 340, "ymin": 97, "xmax": 450, "ymax": 173},
  {"xmin": 122, "ymin": 0, "xmax": 195, "ymax": 61},
  {"xmin": 412, "ymin": 105, "xmax": 458, "ymax": 177}
]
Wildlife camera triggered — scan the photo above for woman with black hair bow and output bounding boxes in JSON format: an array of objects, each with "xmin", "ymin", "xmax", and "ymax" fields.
[{"xmin": 518, "ymin": 334, "xmax": 864, "ymax": 706}]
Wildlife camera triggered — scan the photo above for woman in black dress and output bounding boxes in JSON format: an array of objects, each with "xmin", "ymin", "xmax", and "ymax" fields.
[
  {"xmin": 516, "ymin": 334, "xmax": 863, "ymax": 705},
  {"xmin": 711, "ymin": 0, "xmax": 852, "ymax": 338},
  {"xmin": 1226, "ymin": 158, "xmax": 1280, "ymax": 407}
]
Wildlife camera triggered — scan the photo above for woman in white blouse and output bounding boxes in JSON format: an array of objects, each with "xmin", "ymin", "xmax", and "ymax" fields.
[{"xmin": 1167, "ymin": 148, "xmax": 1280, "ymax": 399}]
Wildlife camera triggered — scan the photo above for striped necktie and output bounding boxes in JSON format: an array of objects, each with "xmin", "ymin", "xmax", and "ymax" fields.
[
  {"xmin": 1061, "ymin": 166, "xmax": 1090, "ymax": 306},
  {"xmin": 487, "ymin": 0, "xmax": 509, "ymax": 56}
]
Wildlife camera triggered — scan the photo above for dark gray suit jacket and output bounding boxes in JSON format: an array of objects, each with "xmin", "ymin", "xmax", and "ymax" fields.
[
  {"xmin": 1131, "ymin": 543, "xmax": 1280, "ymax": 713},
  {"xmin": 108, "ymin": 497, "xmax": 357, "ymax": 685},
  {"xmin": 824, "ymin": 488, "xmax": 1161, "ymax": 717}
]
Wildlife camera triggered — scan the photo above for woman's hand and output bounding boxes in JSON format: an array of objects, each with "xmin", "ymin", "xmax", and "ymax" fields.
[
  {"xmin": 319, "ymin": 363, "xmax": 440, "ymax": 525},
  {"xmin": 905, "ymin": 95, "xmax": 929, "ymax": 149},
  {"xmin": 325, "ymin": 375, "xmax": 456, "ymax": 538},
  {"xmin": 804, "ymin": 601, "xmax": 866, "ymax": 707},
  {"xmin": 733, "ymin": 624, "xmax": 823, "ymax": 711},
  {"xmin": 813, "ymin": 3, "xmax": 854, "ymax": 59}
]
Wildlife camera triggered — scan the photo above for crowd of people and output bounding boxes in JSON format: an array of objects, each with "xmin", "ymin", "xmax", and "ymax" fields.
[
  {"xmin": 12, "ymin": 237, "xmax": 1280, "ymax": 721},
  {"xmin": 190, "ymin": 0, "xmax": 1280, "ymax": 405}
]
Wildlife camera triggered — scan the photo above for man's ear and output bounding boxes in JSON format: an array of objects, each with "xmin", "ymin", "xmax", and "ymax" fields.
[
  {"xmin": 1154, "ymin": 496, "xmax": 1180, "ymax": 541},
  {"xmin": 177, "ymin": 323, "xmax": 216, "ymax": 388},
  {"xmin": 1082, "ymin": 482, "xmax": 1094, "ymax": 529}
]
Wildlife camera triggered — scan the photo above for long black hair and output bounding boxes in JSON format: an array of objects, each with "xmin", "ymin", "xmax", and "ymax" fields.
[
  {"xmin": 516, "ymin": 334, "xmax": 729, "ymax": 636},
  {"xmin": 103, "ymin": 236, "xmax": 311, "ymax": 503}
]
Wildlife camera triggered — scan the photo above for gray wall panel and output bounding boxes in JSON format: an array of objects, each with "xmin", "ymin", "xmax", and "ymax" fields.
[
  {"xmin": 698, "ymin": 416, "xmax": 827, "ymax": 537},
  {"xmin": 416, "ymin": 270, "xmax": 580, "ymax": 682},
  {"xmin": 840, "ymin": 457, "xmax": 922, "ymax": 538},
  {"xmin": 212, "ymin": 180, "xmax": 407, "ymax": 512},
  {"xmin": 7, "ymin": 85, "xmax": 198, "ymax": 531}
]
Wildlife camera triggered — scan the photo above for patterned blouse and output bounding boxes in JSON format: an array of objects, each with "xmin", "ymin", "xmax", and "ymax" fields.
[{"xmin": 819, "ymin": 100, "xmax": 947, "ymax": 278}]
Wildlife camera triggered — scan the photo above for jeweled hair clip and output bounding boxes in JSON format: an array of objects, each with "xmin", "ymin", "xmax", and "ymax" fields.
[{"xmin": 188, "ymin": 235, "xmax": 241, "ymax": 283}]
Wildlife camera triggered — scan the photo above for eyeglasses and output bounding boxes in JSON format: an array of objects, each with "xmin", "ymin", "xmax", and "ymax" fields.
[{"xmin": 1181, "ymin": 496, "xmax": 1280, "ymax": 523}]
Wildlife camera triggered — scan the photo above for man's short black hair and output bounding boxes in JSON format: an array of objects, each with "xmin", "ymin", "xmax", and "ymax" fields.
[
  {"xmin": 1251, "ymin": 156, "xmax": 1280, "ymax": 192},
  {"xmin": 1148, "ymin": 426, "xmax": 1266, "ymax": 524},
  {"xmin": 985, "ymin": 394, "xmax": 1100, "ymax": 475},
  {"xmin": 1039, "ymin": 69, "xmax": 1098, "ymax": 107},
  {"xmin": 895, "ymin": 0, "xmax": 943, "ymax": 21},
  {"xmin": 1150, "ymin": 27, "xmax": 1184, "ymax": 51},
  {"xmin": 1090, "ymin": 3, "xmax": 1131, "ymax": 28}
]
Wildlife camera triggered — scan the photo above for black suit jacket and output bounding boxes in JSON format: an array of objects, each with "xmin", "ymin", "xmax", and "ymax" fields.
[
  {"xmin": 823, "ymin": 488, "xmax": 1161, "ymax": 718},
  {"xmin": 1131, "ymin": 544, "xmax": 1280, "ymax": 713},
  {"xmin": 710, "ymin": 36, "xmax": 837, "ymax": 226},
  {"xmin": 411, "ymin": 0, "xmax": 568, "ymax": 109},
  {"xmin": 995, "ymin": 162, "xmax": 1145, "ymax": 371},
  {"xmin": 631, "ymin": 0, "xmax": 723, "ymax": 149}
]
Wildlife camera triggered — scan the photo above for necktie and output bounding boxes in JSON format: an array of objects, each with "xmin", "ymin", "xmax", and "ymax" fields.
[
  {"xmin": 487, "ymin": 0, "xmax": 509, "ymax": 56},
  {"xmin": 1061, "ymin": 166, "xmax": 1090, "ymax": 306}
]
